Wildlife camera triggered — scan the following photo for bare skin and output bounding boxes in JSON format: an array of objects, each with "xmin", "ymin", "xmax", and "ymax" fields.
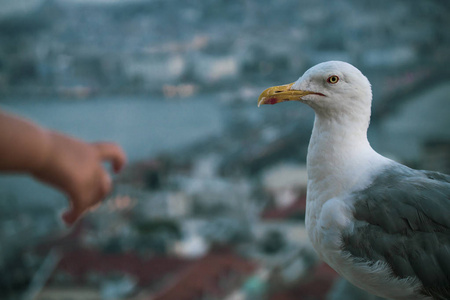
[{"xmin": 0, "ymin": 111, "xmax": 127, "ymax": 225}]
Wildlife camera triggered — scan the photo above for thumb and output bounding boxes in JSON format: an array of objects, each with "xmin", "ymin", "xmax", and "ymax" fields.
[
  {"xmin": 61, "ymin": 200, "xmax": 83, "ymax": 226},
  {"xmin": 63, "ymin": 172, "xmax": 112, "ymax": 226},
  {"xmin": 62, "ymin": 208, "xmax": 79, "ymax": 226}
]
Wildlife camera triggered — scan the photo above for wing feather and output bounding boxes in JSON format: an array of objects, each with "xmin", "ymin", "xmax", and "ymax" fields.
[{"xmin": 342, "ymin": 164, "xmax": 450, "ymax": 299}]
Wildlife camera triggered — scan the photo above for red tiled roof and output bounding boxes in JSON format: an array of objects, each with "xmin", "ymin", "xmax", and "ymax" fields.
[
  {"xmin": 48, "ymin": 249, "xmax": 193, "ymax": 287},
  {"xmin": 270, "ymin": 263, "xmax": 339, "ymax": 300},
  {"xmin": 153, "ymin": 249, "xmax": 257, "ymax": 300}
]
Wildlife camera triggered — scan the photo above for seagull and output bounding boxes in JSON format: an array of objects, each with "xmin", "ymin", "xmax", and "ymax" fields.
[{"xmin": 258, "ymin": 61, "xmax": 450, "ymax": 300}]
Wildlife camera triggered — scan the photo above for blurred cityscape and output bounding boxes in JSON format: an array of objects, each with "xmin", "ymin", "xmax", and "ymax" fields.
[{"xmin": 0, "ymin": 0, "xmax": 449, "ymax": 299}]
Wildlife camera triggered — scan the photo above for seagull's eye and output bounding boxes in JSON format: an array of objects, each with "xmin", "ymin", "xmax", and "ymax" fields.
[{"xmin": 327, "ymin": 75, "xmax": 339, "ymax": 84}]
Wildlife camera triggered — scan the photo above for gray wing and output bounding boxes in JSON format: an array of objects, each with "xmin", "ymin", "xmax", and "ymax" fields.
[{"xmin": 342, "ymin": 164, "xmax": 450, "ymax": 299}]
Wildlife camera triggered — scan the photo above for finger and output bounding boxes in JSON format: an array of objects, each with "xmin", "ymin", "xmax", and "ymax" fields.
[
  {"xmin": 62, "ymin": 209, "xmax": 78, "ymax": 226},
  {"xmin": 62, "ymin": 204, "xmax": 83, "ymax": 226},
  {"xmin": 63, "ymin": 171, "xmax": 112, "ymax": 226},
  {"xmin": 93, "ymin": 142, "xmax": 127, "ymax": 173},
  {"xmin": 63, "ymin": 194, "xmax": 105, "ymax": 226}
]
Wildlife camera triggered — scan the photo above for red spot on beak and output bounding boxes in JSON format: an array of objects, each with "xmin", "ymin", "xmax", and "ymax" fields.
[{"xmin": 267, "ymin": 97, "xmax": 278, "ymax": 105}]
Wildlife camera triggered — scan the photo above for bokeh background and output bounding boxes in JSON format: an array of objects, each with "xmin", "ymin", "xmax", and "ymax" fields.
[{"xmin": 0, "ymin": 0, "xmax": 449, "ymax": 299}]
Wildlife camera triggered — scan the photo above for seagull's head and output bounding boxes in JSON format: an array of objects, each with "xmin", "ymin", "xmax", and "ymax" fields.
[{"xmin": 258, "ymin": 61, "xmax": 372, "ymax": 120}]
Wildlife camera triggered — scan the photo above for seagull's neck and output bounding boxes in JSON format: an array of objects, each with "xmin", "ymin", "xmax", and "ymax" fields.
[{"xmin": 306, "ymin": 113, "xmax": 388, "ymax": 204}]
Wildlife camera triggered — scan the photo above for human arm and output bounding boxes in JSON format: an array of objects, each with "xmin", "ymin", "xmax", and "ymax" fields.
[{"xmin": 0, "ymin": 110, "xmax": 127, "ymax": 225}]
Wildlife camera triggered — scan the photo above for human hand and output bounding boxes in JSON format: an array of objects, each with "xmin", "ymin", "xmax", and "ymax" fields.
[{"xmin": 32, "ymin": 132, "xmax": 126, "ymax": 225}]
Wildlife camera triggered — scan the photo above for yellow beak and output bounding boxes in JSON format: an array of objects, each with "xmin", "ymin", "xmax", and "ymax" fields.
[{"xmin": 257, "ymin": 82, "xmax": 320, "ymax": 107}]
